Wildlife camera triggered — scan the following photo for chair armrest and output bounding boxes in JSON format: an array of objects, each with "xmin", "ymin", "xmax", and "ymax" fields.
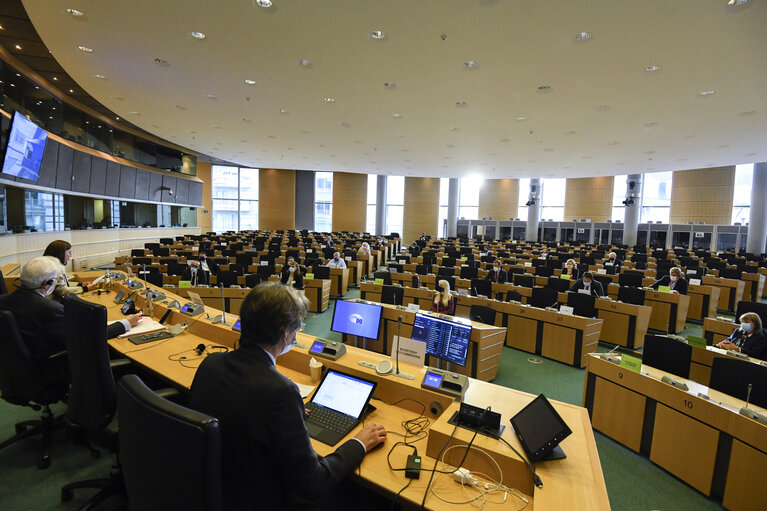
[
  {"xmin": 155, "ymin": 387, "xmax": 181, "ymax": 402},
  {"xmin": 109, "ymin": 358, "xmax": 133, "ymax": 369},
  {"xmin": 47, "ymin": 350, "xmax": 67, "ymax": 361}
]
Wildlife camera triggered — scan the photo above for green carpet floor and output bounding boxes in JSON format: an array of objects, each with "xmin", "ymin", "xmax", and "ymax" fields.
[{"xmin": 0, "ymin": 285, "xmax": 735, "ymax": 510}]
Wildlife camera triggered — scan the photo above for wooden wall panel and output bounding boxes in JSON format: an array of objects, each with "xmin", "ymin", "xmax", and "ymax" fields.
[
  {"xmin": 197, "ymin": 161, "xmax": 212, "ymax": 233},
  {"xmin": 403, "ymin": 177, "xmax": 439, "ymax": 244},
  {"xmin": 564, "ymin": 176, "xmax": 615, "ymax": 222},
  {"xmin": 478, "ymin": 179, "xmax": 519, "ymax": 220},
  {"xmin": 670, "ymin": 167, "xmax": 735, "ymax": 224},
  {"xmin": 259, "ymin": 168, "xmax": 296, "ymax": 230},
  {"xmin": 332, "ymin": 172, "xmax": 367, "ymax": 232}
]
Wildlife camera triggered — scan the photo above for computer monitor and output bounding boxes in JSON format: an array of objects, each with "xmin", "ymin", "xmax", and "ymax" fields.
[
  {"xmin": 331, "ymin": 300, "xmax": 383, "ymax": 340},
  {"xmin": 1, "ymin": 111, "xmax": 48, "ymax": 182},
  {"xmin": 617, "ymin": 286, "xmax": 645, "ymax": 306},
  {"xmin": 381, "ymin": 285, "xmax": 405, "ymax": 306},
  {"xmin": 411, "ymin": 313, "xmax": 472, "ymax": 367},
  {"xmin": 618, "ymin": 271, "xmax": 644, "ymax": 288},
  {"xmin": 529, "ymin": 287, "xmax": 559, "ymax": 309},
  {"xmin": 388, "ymin": 263, "xmax": 404, "ymax": 273},
  {"xmin": 566, "ymin": 292, "xmax": 596, "ymax": 318},
  {"xmin": 470, "ymin": 278, "xmax": 492, "ymax": 298},
  {"xmin": 373, "ymin": 271, "xmax": 392, "ymax": 285},
  {"xmin": 438, "ymin": 267, "xmax": 455, "ymax": 277},
  {"xmin": 514, "ymin": 274, "xmax": 535, "ymax": 288}
]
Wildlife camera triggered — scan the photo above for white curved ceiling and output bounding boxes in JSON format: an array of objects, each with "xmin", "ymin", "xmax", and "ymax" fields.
[{"xmin": 21, "ymin": 0, "xmax": 767, "ymax": 178}]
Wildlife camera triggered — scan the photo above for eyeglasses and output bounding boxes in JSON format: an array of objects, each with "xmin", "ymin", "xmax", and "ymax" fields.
[{"xmin": 298, "ymin": 322, "xmax": 306, "ymax": 332}]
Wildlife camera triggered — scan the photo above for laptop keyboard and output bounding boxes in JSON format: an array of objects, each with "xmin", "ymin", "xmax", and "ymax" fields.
[{"xmin": 305, "ymin": 403, "xmax": 357, "ymax": 434}]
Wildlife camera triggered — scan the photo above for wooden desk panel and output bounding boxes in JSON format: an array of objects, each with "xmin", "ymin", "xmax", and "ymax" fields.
[
  {"xmin": 644, "ymin": 290, "xmax": 689, "ymax": 333},
  {"xmin": 723, "ymin": 440, "xmax": 767, "ymax": 511},
  {"xmin": 702, "ymin": 276, "xmax": 745, "ymax": 313},
  {"xmin": 328, "ymin": 267, "xmax": 349, "ymax": 297},
  {"xmin": 741, "ymin": 273, "xmax": 765, "ymax": 303},
  {"xmin": 703, "ymin": 316, "xmax": 737, "ymax": 346},
  {"xmin": 303, "ymin": 279, "xmax": 330, "ymax": 313},
  {"xmin": 687, "ymin": 284, "xmax": 720, "ymax": 322},
  {"xmin": 590, "ymin": 377, "xmax": 646, "ymax": 452},
  {"xmin": 594, "ymin": 300, "xmax": 652, "ymax": 349}
]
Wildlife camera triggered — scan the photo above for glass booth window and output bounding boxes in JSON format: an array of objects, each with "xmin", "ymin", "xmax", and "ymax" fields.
[
  {"xmin": 640, "ymin": 171, "xmax": 672, "ymax": 223},
  {"xmin": 314, "ymin": 172, "xmax": 333, "ymax": 232},
  {"xmin": 385, "ymin": 176, "xmax": 404, "ymax": 235},
  {"xmin": 366, "ymin": 174, "xmax": 377, "ymax": 234}
]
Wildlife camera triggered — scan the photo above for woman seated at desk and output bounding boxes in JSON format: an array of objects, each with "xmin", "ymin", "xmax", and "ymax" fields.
[
  {"xmin": 649, "ymin": 267, "xmax": 688, "ymax": 295},
  {"xmin": 431, "ymin": 279, "xmax": 456, "ymax": 315},
  {"xmin": 716, "ymin": 312, "xmax": 767, "ymax": 359},
  {"xmin": 280, "ymin": 257, "xmax": 304, "ymax": 289},
  {"xmin": 562, "ymin": 258, "xmax": 579, "ymax": 280},
  {"xmin": 43, "ymin": 240, "xmax": 98, "ymax": 300},
  {"xmin": 359, "ymin": 242, "xmax": 371, "ymax": 256}
]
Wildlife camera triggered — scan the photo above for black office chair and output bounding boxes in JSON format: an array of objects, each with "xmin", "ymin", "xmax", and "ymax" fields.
[
  {"xmin": 117, "ymin": 375, "xmax": 222, "ymax": 511},
  {"xmin": 0, "ymin": 270, "xmax": 7, "ymax": 295},
  {"xmin": 529, "ymin": 287, "xmax": 559, "ymax": 309},
  {"xmin": 245, "ymin": 273, "xmax": 261, "ymax": 288},
  {"xmin": 617, "ymin": 286, "xmax": 645, "ymax": 306},
  {"xmin": 216, "ymin": 271, "xmax": 238, "ymax": 288},
  {"xmin": 642, "ymin": 335, "xmax": 692, "ymax": 379},
  {"xmin": 381, "ymin": 285, "xmax": 405, "ymax": 306},
  {"xmin": 142, "ymin": 272, "xmax": 164, "ymax": 288},
  {"xmin": 313, "ymin": 266, "xmax": 331, "ymax": 280},
  {"xmin": 228, "ymin": 263, "xmax": 246, "ymax": 276},
  {"xmin": 373, "ymin": 271, "xmax": 392, "ymax": 285},
  {"xmin": 733, "ymin": 301, "xmax": 767, "ymax": 328},
  {"xmin": 470, "ymin": 305, "xmax": 496, "ymax": 326},
  {"xmin": 709, "ymin": 357, "xmax": 767, "ymax": 409},
  {"xmin": 460, "ymin": 266, "xmax": 479, "ymax": 280},
  {"xmin": 505, "ymin": 290, "xmax": 523, "ymax": 303},
  {"xmin": 0, "ymin": 311, "xmax": 67, "ymax": 469}
]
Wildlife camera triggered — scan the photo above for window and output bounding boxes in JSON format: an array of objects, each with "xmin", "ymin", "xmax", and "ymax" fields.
[
  {"xmin": 438, "ymin": 177, "xmax": 449, "ymax": 237},
  {"xmin": 732, "ymin": 163, "xmax": 753, "ymax": 225},
  {"xmin": 640, "ymin": 171, "xmax": 672, "ymax": 223},
  {"xmin": 109, "ymin": 200, "xmax": 120, "ymax": 228},
  {"xmin": 211, "ymin": 165, "xmax": 259, "ymax": 231},
  {"xmin": 385, "ymin": 176, "xmax": 404, "ymax": 235},
  {"xmin": 24, "ymin": 191, "xmax": 63, "ymax": 232},
  {"xmin": 517, "ymin": 178, "xmax": 530, "ymax": 221},
  {"xmin": 612, "ymin": 174, "xmax": 628, "ymax": 222},
  {"xmin": 157, "ymin": 205, "xmax": 171, "ymax": 227},
  {"xmin": 541, "ymin": 178, "xmax": 565, "ymax": 221},
  {"xmin": 458, "ymin": 177, "xmax": 480, "ymax": 220},
  {"xmin": 366, "ymin": 175, "xmax": 377, "ymax": 234},
  {"xmin": 314, "ymin": 172, "xmax": 333, "ymax": 232}
]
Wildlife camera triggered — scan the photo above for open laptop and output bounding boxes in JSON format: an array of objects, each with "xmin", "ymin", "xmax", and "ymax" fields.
[{"xmin": 304, "ymin": 369, "xmax": 377, "ymax": 446}]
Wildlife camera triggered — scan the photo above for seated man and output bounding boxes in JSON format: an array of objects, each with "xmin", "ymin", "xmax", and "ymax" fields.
[
  {"xmin": 485, "ymin": 260, "xmax": 508, "ymax": 284},
  {"xmin": 603, "ymin": 252, "xmax": 622, "ymax": 274},
  {"xmin": 0, "ymin": 257, "xmax": 140, "ymax": 368},
  {"xmin": 649, "ymin": 267, "xmax": 688, "ymax": 295},
  {"xmin": 189, "ymin": 283, "xmax": 386, "ymax": 509},
  {"xmin": 182, "ymin": 260, "xmax": 209, "ymax": 286},
  {"xmin": 569, "ymin": 271, "xmax": 604, "ymax": 297},
  {"xmin": 326, "ymin": 252, "xmax": 347, "ymax": 269}
]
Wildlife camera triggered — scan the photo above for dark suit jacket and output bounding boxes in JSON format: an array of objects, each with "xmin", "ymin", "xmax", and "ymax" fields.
[
  {"xmin": 280, "ymin": 268, "xmax": 304, "ymax": 289},
  {"xmin": 569, "ymin": 279, "xmax": 604, "ymax": 297},
  {"xmin": 561, "ymin": 267, "xmax": 579, "ymax": 280},
  {"xmin": 0, "ymin": 288, "xmax": 126, "ymax": 363},
  {"xmin": 188, "ymin": 345, "xmax": 365, "ymax": 511},
  {"xmin": 198, "ymin": 257, "xmax": 218, "ymax": 276},
  {"xmin": 485, "ymin": 269, "xmax": 508, "ymax": 284},
  {"xmin": 650, "ymin": 275, "xmax": 688, "ymax": 295},
  {"xmin": 723, "ymin": 329, "xmax": 767, "ymax": 359},
  {"xmin": 603, "ymin": 259, "xmax": 622, "ymax": 274},
  {"xmin": 181, "ymin": 267, "xmax": 209, "ymax": 286}
]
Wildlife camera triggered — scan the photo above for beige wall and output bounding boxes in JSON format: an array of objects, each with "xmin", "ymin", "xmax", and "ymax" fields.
[
  {"xmin": 670, "ymin": 167, "xmax": 735, "ymax": 224},
  {"xmin": 403, "ymin": 177, "xmax": 439, "ymax": 244},
  {"xmin": 478, "ymin": 179, "xmax": 519, "ymax": 220},
  {"xmin": 332, "ymin": 172, "xmax": 367, "ymax": 232},
  {"xmin": 197, "ymin": 161, "xmax": 212, "ymax": 233},
  {"xmin": 564, "ymin": 176, "xmax": 615, "ymax": 222},
  {"xmin": 259, "ymin": 168, "xmax": 296, "ymax": 230}
]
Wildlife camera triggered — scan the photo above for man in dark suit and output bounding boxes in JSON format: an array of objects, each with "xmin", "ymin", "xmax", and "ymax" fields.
[
  {"xmin": 189, "ymin": 283, "xmax": 386, "ymax": 510},
  {"xmin": 181, "ymin": 260, "xmax": 209, "ymax": 286},
  {"xmin": 0, "ymin": 257, "xmax": 138, "ymax": 368},
  {"xmin": 485, "ymin": 260, "xmax": 508, "ymax": 284},
  {"xmin": 197, "ymin": 253, "xmax": 217, "ymax": 276},
  {"xmin": 650, "ymin": 267, "xmax": 688, "ymax": 295},
  {"xmin": 569, "ymin": 271, "xmax": 604, "ymax": 297},
  {"xmin": 604, "ymin": 251, "xmax": 622, "ymax": 274}
]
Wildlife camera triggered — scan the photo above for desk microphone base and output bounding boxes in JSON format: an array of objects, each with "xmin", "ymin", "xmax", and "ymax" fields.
[{"xmin": 393, "ymin": 370, "xmax": 415, "ymax": 380}]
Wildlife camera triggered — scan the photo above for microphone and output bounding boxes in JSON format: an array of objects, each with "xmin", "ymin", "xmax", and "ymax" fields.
[
  {"xmin": 391, "ymin": 315, "xmax": 415, "ymax": 380},
  {"xmin": 396, "ymin": 315, "xmax": 402, "ymax": 376}
]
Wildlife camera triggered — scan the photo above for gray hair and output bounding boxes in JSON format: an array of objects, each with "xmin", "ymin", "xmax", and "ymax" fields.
[{"xmin": 20, "ymin": 256, "xmax": 62, "ymax": 289}]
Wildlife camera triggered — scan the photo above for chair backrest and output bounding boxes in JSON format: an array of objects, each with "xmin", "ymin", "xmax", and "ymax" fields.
[
  {"xmin": 416, "ymin": 264, "xmax": 430, "ymax": 275},
  {"xmin": 381, "ymin": 285, "xmax": 404, "ymax": 306},
  {"xmin": 245, "ymin": 273, "xmax": 261, "ymax": 288},
  {"xmin": 144, "ymin": 272, "xmax": 164, "ymax": 288},
  {"xmin": 566, "ymin": 292, "xmax": 596, "ymax": 318},
  {"xmin": 617, "ymin": 286, "xmax": 645, "ymax": 306},
  {"xmin": 228, "ymin": 263, "xmax": 245, "ymax": 276},
  {"xmin": 63, "ymin": 294, "xmax": 117, "ymax": 433},
  {"xmin": 546, "ymin": 277, "xmax": 571, "ymax": 292},
  {"xmin": 642, "ymin": 335, "xmax": 692, "ymax": 379},
  {"xmin": 313, "ymin": 266, "xmax": 331, "ymax": 280},
  {"xmin": 529, "ymin": 287, "xmax": 558, "ymax": 309},
  {"xmin": 506, "ymin": 290, "xmax": 523, "ymax": 302},
  {"xmin": 709, "ymin": 357, "xmax": 767, "ymax": 408},
  {"xmin": 469, "ymin": 278, "xmax": 492, "ymax": 298},
  {"xmin": 167, "ymin": 263, "xmax": 187, "ymax": 276},
  {"xmin": 217, "ymin": 271, "xmax": 237, "ymax": 288},
  {"xmin": 118, "ymin": 375, "xmax": 222, "ymax": 511},
  {"xmin": 373, "ymin": 271, "xmax": 392, "ymax": 285},
  {"xmin": 618, "ymin": 271, "xmax": 644, "ymax": 288},
  {"xmin": 734, "ymin": 301, "xmax": 767, "ymax": 328},
  {"xmin": 460, "ymin": 266, "xmax": 479, "ymax": 280},
  {"xmin": 470, "ymin": 305, "xmax": 496, "ymax": 326},
  {"xmin": 0, "ymin": 310, "xmax": 47, "ymax": 405},
  {"xmin": 0, "ymin": 270, "xmax": 7, "ymax": 295}
]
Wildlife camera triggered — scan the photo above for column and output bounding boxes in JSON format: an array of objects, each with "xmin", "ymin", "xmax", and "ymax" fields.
[
  {"xmin": 447, "ymin": 178, "xmax": 459, "ymax": 238},
  {"xmin": 746, "ymin": 162, "xmax": 767, "ymax": 254},
  {"xmin": 623, "ymin": 174, "xmax": 642, "ymax": 248},
  {"xmin": 525, "ymin": 178, "xmax": 541, "ymax": 242},
  {"xmin": 375, "ymin": 174, "xmax": 386, "ymax": 235}
]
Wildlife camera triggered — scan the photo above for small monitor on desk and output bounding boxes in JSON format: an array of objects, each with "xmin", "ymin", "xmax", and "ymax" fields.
[
  {"xmin": 411, "ymin": 313, "xmax": 472, "ymax": 367},
  {"xmin": 566, "ymin": 291, "xmax": 596, "ymax": 318},
  {"xmin": 331, "ymin": 300, "xmax": 383, "ymax": 340}
]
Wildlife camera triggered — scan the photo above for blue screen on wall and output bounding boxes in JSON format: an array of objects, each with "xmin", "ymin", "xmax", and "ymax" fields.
[{"xmin": 1, "ymin": 111, "xmax": 48, "ymax": 182}]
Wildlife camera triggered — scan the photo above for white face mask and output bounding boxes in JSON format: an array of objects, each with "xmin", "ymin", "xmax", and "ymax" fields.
[
  {"xmin": 669, "ymin": 275, "xmax": 678, "ymax": 282},
  {"xmin": 566, "ymin": 264, "xmax": 574, "ymax": 269},
  {"xmin": 288, "ymin": 266, "xmax": 296, "ymax": 273},
  {"xmin": 278, "ymin": 336, "xmax": 297, "ymax": 357},
  {"xmin": 494, "ymin": 266, "xmax": 500, "ymax": 272}
]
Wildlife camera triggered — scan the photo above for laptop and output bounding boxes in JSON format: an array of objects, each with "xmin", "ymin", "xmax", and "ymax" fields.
[{"xmin": 304, "ymin": 369, "xmax": 377, "ymax": 446}]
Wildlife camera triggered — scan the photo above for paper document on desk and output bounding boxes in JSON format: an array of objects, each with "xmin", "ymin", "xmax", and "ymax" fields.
[
  {"xmin": 112, "ymin": 317, "xmax": 166, "ymax": 338},
  {"xmin": 295, "ymin": 382, "xmax": 315, "ymax": 398}
]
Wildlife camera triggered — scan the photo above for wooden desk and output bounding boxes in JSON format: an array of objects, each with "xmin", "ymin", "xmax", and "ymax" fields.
[
  {"xmin": 593, "ymin": 299, "xmax": 652, "ymax": 349},
  {"xmin": 701, "ymin": 275, "xmax": 745, "ymax": 313},
  {"xmin": 172, "ymin": 286, "xmax": 250, "ymax": 316},
  {"xmin": 689, "ymin": 344, "xmax": 767, "ymax": 387},
  {"xmin": 643, "ymin": 289, "xmax": 690, "ymax": 334},
  {"xmin": 346, "ymin": 260, "xmax": 363, "ymax": 287},
  {"xmin": 303, "ymin": 279, "xmax": 330, "ymax": 313},
  {"xmin": 686, "ymin": 284, "xmax": 720, "ymax": 322},
  {"xmin": 584, "ymin": 353, "xmax": 767, "ymax": 509},
  {"xmin": 327, "ymin": 267, "xmax": 350, "ymax": 297},
  {"xmin": 741, "ymin": 273, "xmax": 765, "ymax": 303},
  {"xmin": 703, "ymin": 316, "xmax": 738, "ymax": 346}
]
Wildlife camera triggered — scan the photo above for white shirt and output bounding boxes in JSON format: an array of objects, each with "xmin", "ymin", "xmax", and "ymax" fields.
[{"xmin": 326, "ymin": 258, "xmax": 347, "ymax": 269}]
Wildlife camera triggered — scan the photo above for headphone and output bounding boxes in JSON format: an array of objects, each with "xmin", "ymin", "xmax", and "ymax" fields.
[{"xmin": 193, "ymin": 343, "xmax": 229, "ymax": 356}]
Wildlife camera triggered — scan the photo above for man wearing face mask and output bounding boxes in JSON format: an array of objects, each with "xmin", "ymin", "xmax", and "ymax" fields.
[
  {"xmin": 280, "ymin": 257, "xmax": 304, "ymax": 289},
  {"xmin": 189, "ymin": 283, "xmax": 386, "ymax": 510},
  {"xmin": 485, "ymin": 260, "xmax": 508, "ymax": 284},
  {"xmin": 569, "ymin": 271, "xmax": 604, "ymax": 297},
  {"xmin": 603, "ymin": 251, "xmax": 622, "ymax": 274},
  {"xmin": 326, "ymin": 251, "xmax": 347, "ymax": 269},
  {"xmin": 0, "ymin": 257, "xmax": 140, "ymax": 371},
  {"xmin": 649, "ymin": 267, "xmax": 688, "ymax": 295},
  {"xmin": 182, "ymin": 259, "xmax": 209, "ymax": 286},
  {"xmin": 197, "ymin": 252, "xmax": 217, "ymax": 276}
]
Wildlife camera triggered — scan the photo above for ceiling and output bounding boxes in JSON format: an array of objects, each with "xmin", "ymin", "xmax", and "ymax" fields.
[{"xmin": 19, "ymin": 0, "xmax": 767, "ymax": 179}]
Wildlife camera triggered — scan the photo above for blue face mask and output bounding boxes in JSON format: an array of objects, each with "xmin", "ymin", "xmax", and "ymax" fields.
[{"xmin": 741, "ymin": 323, "xmax": 753, "ymax": 333}]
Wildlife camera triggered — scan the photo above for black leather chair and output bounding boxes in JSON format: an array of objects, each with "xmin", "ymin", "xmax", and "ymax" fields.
[
  {"xmin": 470, "ymin": 305, "xmax": 496, "ymax": 326},
  {"xmin": 143, "ymin": 272, "xmax": 164, "ymax": 288},
  {"xmin": 118, "ymin": 375, "xmax": 222, "ymax": 511},
  {"xmin": 245, "ymin": 273, "xmax": 261, "ymax": 288},
  {"xmin": 505, "ymin": 290, "xmax": 523, "ymax": 302},
  {"xmin": 709, "ymin": 357, "xmax": 767, "ymax": 409},
  {"xmin": 0, "ymin": 270, "xmax": 7, "ymax": 294},
  {"xmin": 642, "ymin": 335, "xmax": 692, "ymax": 379},
  {"xmin": 0, "ymin": 311, "xmax": 67, "ymax": 469}
]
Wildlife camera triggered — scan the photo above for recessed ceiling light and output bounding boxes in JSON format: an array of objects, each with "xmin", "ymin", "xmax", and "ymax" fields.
[
  {"xmin": 244, "ymin": 79, "xmax": 256, "ymax": 85},
  {"xmin": 204, "ymin": 93, "xmax": 217, "ymax": 100},
  {"xmin": 645, "ymin": 121, "xmax": 658, "ymax": 127},
  {"xmin": 279, "ymin": 108, "xmax": 288, "ymax": 114},
  {"xmin": 728, "ymin": 0, "xmax": 748, "ymax": 5},
  {"xmin": 127, "ymin": 111, "xmax": 141, "ymax": 115},
  {"xmin": 383, "ymin": 82, "xmax": 396, "ymax": 88},
  {"xmin": 599, "ymin": 105, "xmax": 609, "ymax": 110},
  {"xmin": 392, "ymin": 113, "xmax": 402, "ymax": 119},
  {"xmin": 449, "ymin": 127, "xmax": 459, "ymax": 131},
  {"xmin": 77, "ymin": 45, "xmax": 93, "ymax": 53},
  {"xmin": 370, "ymin": 30, "xmax": 385, "ymax": 39},
  {"xmin": 455, "ymin": 101, "xmax": 467, "ymax": 107},
  {"xmin": 645, "ymin": 65, "xmax": 662, "ymax": 72},
  {"xmin": 323, "ymin": 97, "xmax": 335, "ymax": 103},
  {"xmin": 189, "ymin": 31, "xmax": 206, "ymax": 40},
  {"xmin": 566, "ymin": 129, "xmax": 576, "ymax": 134},
  {"xmin": 65, "ymin": 8, "xmax": 84, "ymax": 16},
  {"xmin": 464, "ymin": 60, "xmax": 478, "ymax": 69},
  {"xmin": 115, "ymin": 116, "xmax": 120, "ymax": 120},
  {"xmin": 685, "ymin": 134, "xmax": 697, "ymax": 138},
  {"xmin": 699, "ymin": 90, "xmax": 715, "ymax": 96},
  {"xmin": 14, "ymin": 44, "xmax": 22, "ymax": 50},
  {"xmin": 69, "ymin": 89, "xmax": 74, "ymax": 93},
  {"xmin": 341, "ymin": 122, "xmax": 351, "ymax": 127},
  {"xmin": 255, "ymin": 0, "xmax": 273, "ymax": 7},
  {"xmin": 608, "ymin": 141, "xmax": 619, "ymax": 145},
  {"xmin": 515, "ymin": 117, "xmax": 526, "ymax": 121},
  {"xmin": 575, "ymin": 32, "xmax": 592, "ymax": 41},
  {"xmin": 537, "ymin": 85, "xmax": 550, "ymax": 91},
  {"xmin": 52, "ymin": 76, "xmax": 58, "ymax": 81},
  {"xmin": 93, "ymin": 74, "xmax": 106, "ymax": 79},
  {"xmin": 740, "ymin": 110, "xmax": 756, "ymax": 116},
  {"xmin": 154, "ymin": 58, "xmax": 169, "ymax": 66},
  {"xmin": 298, "ymin": 58, "xmax": 311, "ymax": 66}
]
